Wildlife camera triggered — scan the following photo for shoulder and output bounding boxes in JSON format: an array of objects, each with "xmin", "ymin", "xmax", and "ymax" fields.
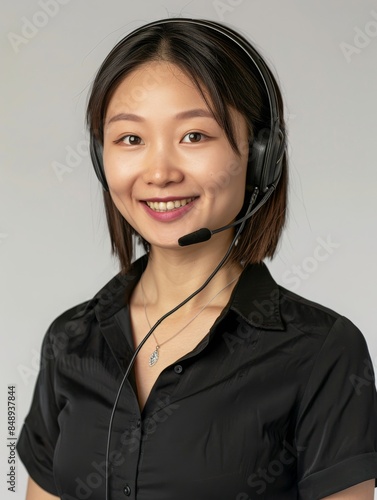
[
  {"xmin": 40, "ymin": 255, "xmax": 147, "ymax": 353},
  {"xmin": 277, "ymin": 285, "xmax": 369, "ymax": 360},
  {"xmin": 41, "ymin": 271, "xmax": 128, "ymax": 353},
  {"xmin": 232, "ymin": 262, "xmax": 365, "ymax": 347},
  {"xmin": 279, "ymin": 285, "xmax": 340, "ymax": 330},
  {"xmin": 274, "ymin": 286, "xmax": 374, "ymax": 417}
]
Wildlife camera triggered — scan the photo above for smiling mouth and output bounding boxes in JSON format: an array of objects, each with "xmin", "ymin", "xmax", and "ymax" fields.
[{"xmin": 145, "ymin": 197, "xmax": 196, "ymax": 212}]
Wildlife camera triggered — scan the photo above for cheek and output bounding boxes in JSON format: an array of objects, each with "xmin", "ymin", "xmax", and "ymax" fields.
[
  {"xmin": 102, "ymin": 149, "xmax": 134, "ymax": 194},
  {"xmin": 107, "ymin": 189, "xmax": 140, "ymax": 233},
  {"xmin": 201, "ymin": 151, "xmax": 247, "ymax": 205},
  {"xmin": 102, "ymin": 151, "xmax": 138, "ymax": 222}
]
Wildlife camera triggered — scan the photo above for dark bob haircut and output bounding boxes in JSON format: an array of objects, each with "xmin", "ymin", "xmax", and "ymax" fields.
[{"xmin": 86, "ymin": 18, "xmax": 288, "ymax": 274}]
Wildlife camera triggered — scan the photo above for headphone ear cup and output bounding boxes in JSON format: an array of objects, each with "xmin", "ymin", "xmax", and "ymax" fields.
[
  {"xmin": 246, "ymin": 135, "xmax": 268, "ymax": 192},
  {"xmin": 246, "ymin": 128, "xmax": 285, "ymax": 193},
  {"xmin": 90, "ymin": 137, "xmax": 109, "ymax": 191}
]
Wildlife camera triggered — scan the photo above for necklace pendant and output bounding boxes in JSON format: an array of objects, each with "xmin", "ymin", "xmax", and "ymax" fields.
[{"xmin": 149, "ymin": 346, "xmax": 159, "ymax": 367}]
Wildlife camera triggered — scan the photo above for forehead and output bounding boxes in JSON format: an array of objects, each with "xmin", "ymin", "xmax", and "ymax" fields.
[{"xmin": 105, "ymin": 61, "xmax": 207, "ymax": 114}]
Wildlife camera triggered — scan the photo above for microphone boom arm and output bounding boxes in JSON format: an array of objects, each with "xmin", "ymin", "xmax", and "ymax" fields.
[{"xmin": 178, "ymin": 185, "xmax": 277, "ymax": 247}]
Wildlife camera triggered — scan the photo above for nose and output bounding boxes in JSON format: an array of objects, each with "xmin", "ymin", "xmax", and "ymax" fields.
[{"xmin": 142, "ymin": 141, "xmax": 184, "ymax": 187}]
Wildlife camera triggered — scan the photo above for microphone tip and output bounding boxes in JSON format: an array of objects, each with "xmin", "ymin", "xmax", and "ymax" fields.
[{"xmin": 178, "ymin": 228, "xmax": 212, "ymax": 246}]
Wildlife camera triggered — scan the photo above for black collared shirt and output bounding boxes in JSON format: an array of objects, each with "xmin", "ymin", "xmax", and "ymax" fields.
[{"xmin": 16, "ymin": 256, "xmax": 377, "ymax": 499}]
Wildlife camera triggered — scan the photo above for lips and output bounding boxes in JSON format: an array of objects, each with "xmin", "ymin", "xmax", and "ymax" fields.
[{"xmin": 145, "ymin": 197, "xmax": 196, "ymax": 212}]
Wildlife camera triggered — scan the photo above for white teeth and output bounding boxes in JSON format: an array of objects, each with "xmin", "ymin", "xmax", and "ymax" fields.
[{"xmin": 146, "ymin": 198, "xmax": 194, "ymax": 212}]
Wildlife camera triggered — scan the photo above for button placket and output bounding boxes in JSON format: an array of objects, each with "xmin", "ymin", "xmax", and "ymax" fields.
[{"xmin": 108, "ymin": 383, "xmax": 141, "ymax": 500}]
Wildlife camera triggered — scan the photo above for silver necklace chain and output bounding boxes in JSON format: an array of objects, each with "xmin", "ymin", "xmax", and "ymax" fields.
[{"xmin": 140, "ymin": 273, "xmax": 239, "ymax": 367}]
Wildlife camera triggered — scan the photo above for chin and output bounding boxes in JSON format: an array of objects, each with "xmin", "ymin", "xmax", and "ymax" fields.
[{"xmin": 150, "ymin": 239, "xmax": 182, "ymax": 250}]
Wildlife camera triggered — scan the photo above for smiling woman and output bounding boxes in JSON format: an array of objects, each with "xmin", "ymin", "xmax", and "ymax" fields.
[{"xmin": 16, "ymin": 17, "xmax": 377, "ymax": 500}]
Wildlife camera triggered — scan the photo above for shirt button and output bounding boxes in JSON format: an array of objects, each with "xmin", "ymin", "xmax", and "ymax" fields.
[
  {"xmin": 123, "ymin": 484, "xmax": 131, "ymax": 496},
  {"xmin": 174, "ymin": 364, "xmax": 183, "ymax": 374},
  {"xmin": 136, "ymin": 419, "xmax": 141, "ymax": 428}
]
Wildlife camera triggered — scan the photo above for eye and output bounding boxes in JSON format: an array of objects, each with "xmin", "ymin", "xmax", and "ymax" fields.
[
  {"xmin": 115, "ymin": 135, "xmax": 144, "ymax": 145},
  {"xmin": 181, "ymin": 132, "xmax": 207, "ymax": 143}
]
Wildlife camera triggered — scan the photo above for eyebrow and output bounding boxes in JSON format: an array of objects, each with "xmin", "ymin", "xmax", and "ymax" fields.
[{"xmin": 106, "ymin": 108, "xmax": 215, "ymax": 126}]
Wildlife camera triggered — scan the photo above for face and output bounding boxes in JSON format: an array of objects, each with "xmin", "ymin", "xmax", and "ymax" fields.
[{"xmin": 103, "ymin": 60, "xmax": 249, "ymax": 249}]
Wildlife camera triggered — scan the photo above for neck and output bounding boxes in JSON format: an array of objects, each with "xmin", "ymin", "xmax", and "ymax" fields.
[{"xmin": 136, "ymin": 233, "xmax": 242, "ymax": 314}]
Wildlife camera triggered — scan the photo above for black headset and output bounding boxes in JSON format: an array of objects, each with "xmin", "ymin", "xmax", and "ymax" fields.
[{"xmin": 89, "ymin": 18, "xmax": 286, "ymax": 197}]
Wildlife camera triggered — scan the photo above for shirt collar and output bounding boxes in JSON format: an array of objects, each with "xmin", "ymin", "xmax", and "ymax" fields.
[
  {"xmin": 92, "ymin": 255, "xmax": 284, "ymax": 331},
  {"xmin": 229, "ymin": 262, "xmax": 284, "ymax": 330}
]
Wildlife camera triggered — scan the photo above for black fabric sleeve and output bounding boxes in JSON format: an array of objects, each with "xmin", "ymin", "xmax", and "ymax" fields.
[
  {"xmin": 296, "ymin": 315, "xmax": 377, "ymax": 499},
  {"xmin": 16, "ymin": 326, "xmax": 60, "ymax": 496}
]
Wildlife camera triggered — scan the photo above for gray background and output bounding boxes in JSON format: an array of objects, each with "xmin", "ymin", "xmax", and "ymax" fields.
[{"xmin": 1, "ymin": 0, "xmax": 377, "ymax": 497}]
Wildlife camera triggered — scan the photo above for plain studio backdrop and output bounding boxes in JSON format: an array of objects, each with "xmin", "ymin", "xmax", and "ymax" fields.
[{"xmin": 1, "ymin": 0, "xmax": 377, "ymax": 497}]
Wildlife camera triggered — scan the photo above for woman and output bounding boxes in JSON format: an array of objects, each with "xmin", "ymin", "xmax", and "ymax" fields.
[{"xmin": 17, "ymin": 18, "xmax": 377, "ymax": 500}]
